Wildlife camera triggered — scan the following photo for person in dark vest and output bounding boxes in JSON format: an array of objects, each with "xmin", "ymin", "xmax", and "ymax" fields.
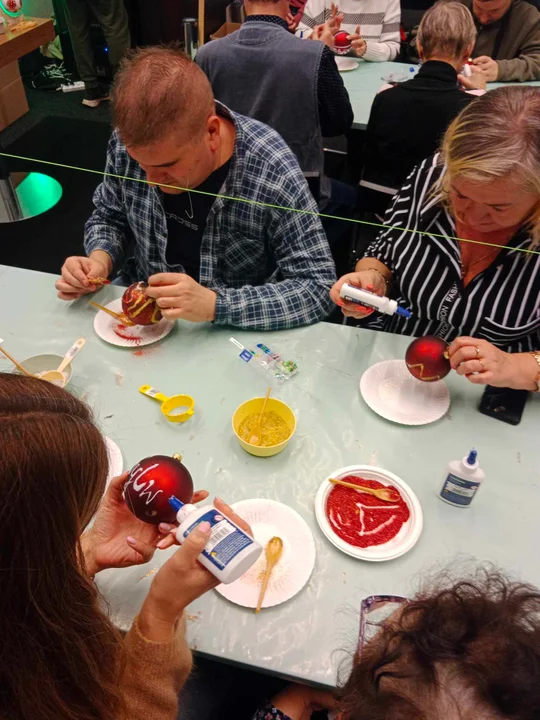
[
  {"xmin": 361, "ymin": 0, "xmax": 485, "ymax": 216},
  {"xmin": 195, "ymin": 0, "xmax": 356, "ymax": 260}
]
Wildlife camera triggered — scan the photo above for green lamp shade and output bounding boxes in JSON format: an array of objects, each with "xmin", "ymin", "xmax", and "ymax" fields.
[{"xmin": 16, "ymin": 173, "xmax": 62, "ymax": 218}]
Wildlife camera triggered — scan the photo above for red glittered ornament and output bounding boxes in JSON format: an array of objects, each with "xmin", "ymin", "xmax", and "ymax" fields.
[
  {"xmin": 123, "ymin": 454, "xmax": 194, "ymax": 524},
  {"xmin": 334, "ymin": 31, "xmax": 351, "ymax": 55},
  {"xmin": 405, "ymin": 336, "xmax": 451, "ymax": 382},
  {"xmin": 122, "ymin": 282, "xmax": 162, "ymax": 326}
]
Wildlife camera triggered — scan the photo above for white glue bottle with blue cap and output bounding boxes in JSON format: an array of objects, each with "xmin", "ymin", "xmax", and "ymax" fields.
[
  {"xmin": 439, "ymin": 449, "xmax": 485, "ymax": 507},
  {"xmin": 339, "ymin": 284, "xmax": 412, "ymax": 318},
  {"xmin": 169, "ymin": 496, "xmax": 262, "ymax": 583}
]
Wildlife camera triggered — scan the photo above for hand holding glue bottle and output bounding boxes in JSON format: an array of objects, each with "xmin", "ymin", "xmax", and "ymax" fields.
[{"xmin": 330, "ymin": 266, "xmax": 412, "ymax": 320}]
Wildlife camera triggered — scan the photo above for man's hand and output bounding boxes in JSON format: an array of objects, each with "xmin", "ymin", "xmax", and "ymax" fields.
[
  {"xmin": 56, "ymin": 251, "xmax": 112, "ymax": 300},
  {"xmin": 82, "ymin": 471, "xmax": 209, "ymax": 575},
  {"xmin": 287, "ymin": 11, "xmax": 300, "ymax": 31},
  {"xmin": 146, "ymin": 273, "xmax": 217, "ymax": 323},
  {"xmin": 472, "ymin": 56, "xmax": 498, "ymax": 82},
  {"xmin": 458, "ymin": 64, "xmax": 487, "ymax": 90},
  {"xmin": 349, "ymin": 25, "xmax": 367, "ymax": 57}
]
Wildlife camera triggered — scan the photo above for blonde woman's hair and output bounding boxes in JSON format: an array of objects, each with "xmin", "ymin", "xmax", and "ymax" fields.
[
  {"xmin": 440, "ymin": 86, "xmax": 540, "ymax": 248},
  {"xmin": 417, "ymin": 1, "xmax": 476, "ymax": 61}
]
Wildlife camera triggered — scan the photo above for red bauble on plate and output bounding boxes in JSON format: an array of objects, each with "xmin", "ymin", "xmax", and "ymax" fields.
[
  {"xmin": 122, "ymin": 282, "xmax": 162, "ymax": 326},
  {"xmin": 405, "ymin": 336, "xmax": 451, "ymax": 382},
  {"xmin": 334, "ymin": 31, "xmax": 351, "ymax": 55},
  {"xmin": 123, "ymin": 454, "xmax": 194, "ymax": 524}
]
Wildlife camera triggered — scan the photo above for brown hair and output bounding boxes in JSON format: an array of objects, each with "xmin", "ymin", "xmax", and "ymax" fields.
[
  {"xmin": 417, "ymin": 1, "xmax": 476, "ymax": 61},
  {"xmin": 0, "ymin": 373, "xmax": 124, "ymax": 719},
  {"xmin": 112, "ymin": 45, "xmax": 215, "ymax": 148},
  {"xmin": 338, "ymin": 571, "xmax": 540, "ymax": 719},
  {"xmin": 440, "ymin": 86, "xmax": 540, "ymax": 247}
]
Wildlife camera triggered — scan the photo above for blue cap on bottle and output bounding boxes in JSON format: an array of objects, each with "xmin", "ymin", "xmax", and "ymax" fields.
[
  {"xmin": 396, "ymin": 306, "xmax": 412, "ymax": 319},
  {"xmin": 169, "ymin": 496, "xmax": 184, "ymax": 511},
  {"xmin": 466, "ymin": 449, "xmax": 478, "ymax": 465}
]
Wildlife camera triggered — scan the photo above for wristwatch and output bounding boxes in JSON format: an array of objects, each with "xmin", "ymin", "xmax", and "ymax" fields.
[{"xmin": 530, "ymin": 352, "xmax": 540, "ymax": 392}]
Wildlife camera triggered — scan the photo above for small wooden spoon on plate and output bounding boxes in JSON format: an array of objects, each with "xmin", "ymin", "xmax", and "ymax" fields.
[
  {"xmin": 89, "ymin": 300, "xmax": 134, "ymax": 326},
  {"xmin": 256, "ymin": 536, "xmax": 283, "ymax": 613},
  {"xmin": 329, "ymin": 477, "xmax": 399, "ymax": 503}
]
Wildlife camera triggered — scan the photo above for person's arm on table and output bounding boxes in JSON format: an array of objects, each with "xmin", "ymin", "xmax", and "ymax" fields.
[
  {"xmin": 472, "ymin": 18, "xmax": 540, "ymax": 82},
  {"xmin": 317, "ymin": 46, "xmax": 354, "ymax": 135},
  {"xmin": 448, "ymin": 337, "xmax": 540, "ymax": 389},
  {"xmin": 56, "ymin": 131, "xmax": 130, "ymax": 299},
  {"xmin": 211, "ymin": 169, "xmax": 336, "ymax": 330}
]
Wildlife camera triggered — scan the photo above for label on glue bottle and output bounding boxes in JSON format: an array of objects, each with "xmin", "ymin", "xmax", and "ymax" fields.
[
  {"xmin": 170, "ymin": 496, "xmax": 262, "ymax": 583},
  {"xmin": 182, "ymin": 509, "xmax": 253, "ymax": 570}
]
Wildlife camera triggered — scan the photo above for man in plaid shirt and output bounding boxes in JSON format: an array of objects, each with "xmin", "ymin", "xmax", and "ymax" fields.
[{"xmin": 56, "ymin": 47, "xmax": 336, "ymax": 330}]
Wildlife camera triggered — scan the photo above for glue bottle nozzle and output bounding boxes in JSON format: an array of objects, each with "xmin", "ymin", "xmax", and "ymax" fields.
[
  {"xmin": 169, "ymin": 496, "xmax": 183, "ymax": 511},
  {"xmin": 466, "ymin": 449, "xmax": 478, "ymax": 465}
]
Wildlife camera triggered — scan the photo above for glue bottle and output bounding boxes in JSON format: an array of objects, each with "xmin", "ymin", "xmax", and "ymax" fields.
[
  {"xmin": 439, "ymin": 449, "xmax": 485, "ymax": 507},
  {"xmin": 169, "ymin": 496, "xmax": 262, "ymax": 583},
  {"xmin": 339, "ymin": 284, "xmax": 412, "ymax": 318}
]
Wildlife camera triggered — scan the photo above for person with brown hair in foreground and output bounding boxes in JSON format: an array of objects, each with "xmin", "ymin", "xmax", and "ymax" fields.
[
  {"xmin": 0, "ymin": 372, "xmax": 251, "ymax": 720},
  {"xmin": 55, "ymin": 47, "xmax": 336, "ymax": 331},
  {"xmin": 254, "ymin": 571, "xmax": 540, "ymax": 719}
]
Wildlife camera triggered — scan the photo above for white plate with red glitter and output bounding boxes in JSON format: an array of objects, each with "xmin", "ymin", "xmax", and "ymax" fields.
[
  {"xmin": 93, "ymin": 299, "xmax": 175, "ymax": 348},
  {"xmin": 215, "ymin": 499, "xmax": 316, "ymax": 609},
  {"xmin": 315, "ymin": 465, "xmax": 423, "ymax": 562},
  {"xmin": 360, "ymin": 359, "xmax": 450, "ymax": 426}
]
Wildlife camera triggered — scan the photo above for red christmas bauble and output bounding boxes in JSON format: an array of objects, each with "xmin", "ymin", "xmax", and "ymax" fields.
[
  {"xmin": 405, "ymin": 336, "xmax": 451, "ymax": 382},
  {"xmin": 123, "ymin": 454, "xmax": 194, "ymax": 524},
  {"xmin": 122, "ymin": 282, "xmax": 162, "ymax": 326},
  {"xmin": 334, "ymin": 31, "xmax": 351, "ymax": 55}
]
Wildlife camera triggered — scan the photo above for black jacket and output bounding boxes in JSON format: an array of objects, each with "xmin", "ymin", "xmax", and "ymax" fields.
[{"xmin": 361, "ymin": 61, "xmax": 477, "ymax": 208}]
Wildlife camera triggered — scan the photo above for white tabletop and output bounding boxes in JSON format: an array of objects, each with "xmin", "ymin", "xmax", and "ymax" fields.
[
  {"xmin": 2, "ymin": 264, "xmax": 539, "ymax": 687},
  {"xmin": 341, "ymin": 60, "xmax": 540, "ymax": 129}
]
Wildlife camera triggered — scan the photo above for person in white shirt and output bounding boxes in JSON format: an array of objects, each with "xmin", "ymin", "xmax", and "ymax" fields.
[{"xmin": 295, "ymin": 0, "xmax": 400, "ymax": 61}]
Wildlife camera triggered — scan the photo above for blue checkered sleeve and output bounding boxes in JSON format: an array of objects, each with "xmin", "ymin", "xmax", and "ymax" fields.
[{"xmin": 84, "ymin": 131, "xmax": 131, "ymax": 267}]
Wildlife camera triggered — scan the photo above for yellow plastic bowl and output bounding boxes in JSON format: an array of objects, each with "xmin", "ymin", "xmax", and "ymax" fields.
[{"xmin": 232, "ymin": 397, "xmax": 296, "ymax": 458}]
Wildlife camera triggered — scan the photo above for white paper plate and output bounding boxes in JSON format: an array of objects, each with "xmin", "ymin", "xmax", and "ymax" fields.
[
  {"xmin": 335, "ymin": 57, "xmax": 358, "ymax": 72},
  {"xmin": 360, "ymin": 359, "xmax": 450, "ymax": 426},
  {"xmin": 105, "ymin": 436, "xmax": 123, "ymax": 485},
  {"xmin": 93, "ymin": 298, "xmax": 175, "ymax": 348},
  {"xmin": 215, "ymin": 499, "xmax": 316, "ymax": 609},
  {"xmin": 315, "ymin": 465, "xmax": 423, "ymax": 562}
]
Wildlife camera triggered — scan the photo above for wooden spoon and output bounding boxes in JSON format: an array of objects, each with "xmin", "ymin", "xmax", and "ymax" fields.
[
  {"xmin": 256, "ymin": 536, "xmax": 283, "ymax": 613},
  {"xmin": 249, "ymin": 386, "xmax": 272, "ymax": 446},
  {"xmin": 89, "ymin": 300, "xmax": 134, "ymax": 326},
  {"xmin": 39, "ymin": 338, "xmax": 86, "ymax": 385},
  {"xmin": 0, "ymin": 342, "xmax": 34, "ymax": 377},
  {"xmin": 329, "ymin": 477, "xmax": 399, "ymax": 503}
]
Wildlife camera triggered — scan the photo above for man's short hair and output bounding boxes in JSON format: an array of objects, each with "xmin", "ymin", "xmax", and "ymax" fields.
[
  {"xmin": 417, "ymin": 1, "xmax": 477, "ymax": 61},
  {"xmin": 111, "ymin": 45, "xmax": 215, "ymax": 148}
]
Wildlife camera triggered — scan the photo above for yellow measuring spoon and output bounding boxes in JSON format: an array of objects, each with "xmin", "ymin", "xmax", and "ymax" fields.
[{"xmin": 139, "ymin": 385, "xmax": 195, "ymax": 423}]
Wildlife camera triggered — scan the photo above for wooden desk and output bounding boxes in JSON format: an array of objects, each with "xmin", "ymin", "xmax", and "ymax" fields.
[{"xmin": 0, "ymin": 17, "xmax": 55, "ymax": 130}]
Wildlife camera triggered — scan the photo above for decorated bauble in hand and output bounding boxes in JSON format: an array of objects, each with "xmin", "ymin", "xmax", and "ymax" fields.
[
  {"xmin": 123, "ymin": 454, "xmax": 194, "ymax": 524},
  {"xmin": 405, "ymin": 336, "xmax": 451, "ymax": 382},
  {"xmin": 121, "ymin": 281, "xmax": 162, "ymax": 326},
  {"xmin": 334, "ymin": 31, "xmax": 351, "ymax": 55}
]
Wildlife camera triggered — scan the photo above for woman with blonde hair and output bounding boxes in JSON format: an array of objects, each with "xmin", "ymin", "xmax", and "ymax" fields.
[
  {"xmin": 0, "ymin": 372, "xmax": 249, "ymax": 719},
  {"xmin": 331, "ymin": 86, "xmax": 540, "ymax": 391}
]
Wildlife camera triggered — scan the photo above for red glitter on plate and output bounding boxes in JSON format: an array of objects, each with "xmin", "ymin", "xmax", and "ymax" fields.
[
  {"xmin": 113, "ymin": 323, "xmax": 142, "ymax": 345},
  {"xmin": 325, "ymin": 476, "xmax": 410, "ymax": 549}
]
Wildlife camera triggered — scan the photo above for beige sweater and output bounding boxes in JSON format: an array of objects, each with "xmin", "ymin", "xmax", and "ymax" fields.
[{"xmin": 121, "ymin": 615, "xmax": 193, "ymax": 720}]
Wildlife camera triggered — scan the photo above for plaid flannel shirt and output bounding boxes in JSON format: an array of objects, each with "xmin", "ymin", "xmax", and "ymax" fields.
[{"xmin": 84, "ymin": 103, "xmax": 336, "ymax": 330}]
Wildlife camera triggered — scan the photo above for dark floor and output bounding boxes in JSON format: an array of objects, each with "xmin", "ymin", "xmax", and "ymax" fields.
[{"xmin": 0, "ymin": 88, "xmax": 112, "ymax": 273}]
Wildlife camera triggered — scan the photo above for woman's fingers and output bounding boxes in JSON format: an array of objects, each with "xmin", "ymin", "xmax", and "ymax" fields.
[
  {"xmin": 192, "ymin": 490, "xmax": 209, "ymax": 504},
  {"xmin": 126, "ymin": 536, "xmax": 157, "ymax": 563},
  {"xmin": 455, "ymin": 359, "xmax": 487, "ymax": 376},
  {"xmin": 214, "ymin": 498, "xmax": 253, "ymax": 535}
]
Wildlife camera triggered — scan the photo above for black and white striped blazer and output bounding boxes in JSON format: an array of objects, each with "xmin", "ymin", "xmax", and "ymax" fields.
[{"xmin": 364, "ymin": 155, "xmax": 540, "ymax": 353}]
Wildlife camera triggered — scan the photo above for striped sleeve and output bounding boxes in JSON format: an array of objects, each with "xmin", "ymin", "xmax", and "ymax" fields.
[
  {"xmin": 297, "ymin": 0, "xmax": 327, "ymax": 30},
  {"xmin": 363, "ymin": 0, "xmax": 401, "ymax": 61}
]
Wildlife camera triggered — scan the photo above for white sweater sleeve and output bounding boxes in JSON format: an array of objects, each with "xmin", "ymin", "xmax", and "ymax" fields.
[{"xmin": 362, "ymin": 0, "xmax": 401, "ymax": 62}]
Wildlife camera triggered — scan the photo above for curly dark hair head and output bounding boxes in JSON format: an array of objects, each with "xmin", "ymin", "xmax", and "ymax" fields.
[{"xmin": 339, "ymin": 571, "xmax": 540, "ymax": 720}]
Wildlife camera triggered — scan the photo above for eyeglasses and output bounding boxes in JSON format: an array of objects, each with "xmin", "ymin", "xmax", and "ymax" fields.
[{"xmin": 358, "ymin": 594, "xmax": 408, "ymax": 652}]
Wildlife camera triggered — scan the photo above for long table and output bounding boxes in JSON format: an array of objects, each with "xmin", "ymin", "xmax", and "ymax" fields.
[
  {"xmin": 2, "ymin": 264, "xmax": 539, "ymax": 687},
  {"xmin": 342, "ymin": 60, "xmax": 540, "ymax": 129}
]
